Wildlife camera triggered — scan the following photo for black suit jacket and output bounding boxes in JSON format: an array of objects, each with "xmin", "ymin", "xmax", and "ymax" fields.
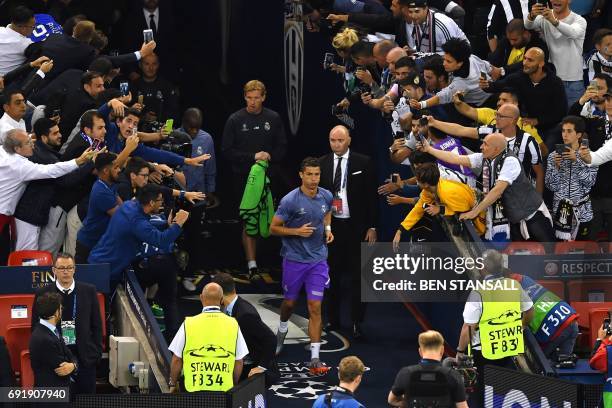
[
  {"xmin": 31, "ymin": 282, "xmax": 103, "ymax": 367},
  {"xmin": 29, "ymin": 322, "xmax": 76, "ymax": 387},
  {"xmin": 231, "ymin": 297, "xmax": 277, "ymax": 373},
  {"xmin": 319, "ymin": 151, "xmax": 378, "ymax": 235}
]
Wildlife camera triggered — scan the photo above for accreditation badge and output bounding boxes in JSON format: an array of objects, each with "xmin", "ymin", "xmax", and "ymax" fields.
[
  {"xmin": 331, "ymin": 197, "xmax": 343, "ymax": 215},
  {"xmin": 61, "ymin": 320, "xmax": 77, "ymax": 345}
]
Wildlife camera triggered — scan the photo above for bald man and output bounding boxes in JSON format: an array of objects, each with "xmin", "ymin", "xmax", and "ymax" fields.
[
  {"xmin": 426, "ymin": 103, "xmax": 544, "ymax": 193},
  {"xmin": 420, "ymin": 132, "xmax": 554, "ymax": 243},
  {"xmin": 484, "ymin": 47, "xmax": 567, "ymax": 151},
  {"xmin": 318, "ymin": 126, "xmax": 377, "ymax": 338},
  {"xmin": 168, "ymin": 282, "xmax": 249, "ymax": 392}
]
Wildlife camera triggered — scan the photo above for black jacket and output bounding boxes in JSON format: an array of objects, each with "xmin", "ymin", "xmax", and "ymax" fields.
[
  {"xmin": 488, "ymin": 34, "xmax": 549, "ymax": 75},
  {"xmin": 568, "ymin": 101, "xmax": 612, "ymax": 198},
  {"xmin": 29, "ymin": 322, "xmax": 76, "ymax": 387},
  {"xmin": 347, "ymin": 13, "xmax": 409, "ymax": 48},
  {"xmin": 319, "ymin": 151, "xmax": 378, "ymax": 235},
  {"xmin": 14, "ymin": 140, "xmax": 93, "ymax": 226},
  {"xmin": 486, "ymin": 66, "xmax": 567, "ymax": 132},
  {"xmin": 31, "ymin": 282, "xmax": 103, "ymax": 367},
  {"xmin": 30, "ymin": 68, "xmax": 82, "ymax": 107},
  {"xmin": 25, "ymin": 33, "xmax": 138, "ymax": 81},
  {"xmin": 59, "ymin": 89, "xmax": 98, "ymax": 144},
  {"xmin": 55, "ymin": 136, "xmax": 97, "ymax": 213},
  {"xmin": 231, "ymin": 296, "xmax": 279, "ymax": 385}
]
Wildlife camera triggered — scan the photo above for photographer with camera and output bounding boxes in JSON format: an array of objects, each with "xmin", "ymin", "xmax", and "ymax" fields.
[
  {"xmin": 589, "ymin": 315, "xmax": 612, "ymax": 407},
  {"xmin": 388, "ymin": 330, "xmax": 468, "ymax": 408}
]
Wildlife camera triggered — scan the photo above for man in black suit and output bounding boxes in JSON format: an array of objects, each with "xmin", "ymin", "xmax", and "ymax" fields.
[
  {"xmin": 319, "ymin": 125, "xmax": 378, "ymax": 338},
  {"xmin": 213, "ymin": 272, "xmax": 279, "ymax": 387},
  {"xmin": 29, "ymin": 291, "xmax": 77, "ymax": 387},
  {"xmin": 31, "ymin": 253, "xmax": 102, "ymax": 394}
]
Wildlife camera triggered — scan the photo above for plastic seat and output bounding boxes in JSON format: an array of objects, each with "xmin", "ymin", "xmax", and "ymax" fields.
[
  {"xmin": 0, "ymin": 295, "xmax": 35, "ymax": 338},
  {"xmin": 536, "ymin": 280, "xmax": 565, "ymax": 299},
  {"xmin": 20, "ymin": 350, "xmax": 34, "ymax": 388},
  {"xmin": 554, "ymin": 241, "xmax": 601, "ymax": 255},
  {"xmin": 5, "ymin": 324, "xmax": 31, "ymax": 377},
  {"xmin": 567, "ymin": 280, "xmax": 612, "ymax": 303},
  {"xmin": 7, "ymin": 250, "xmax": 53, "ymax": 266},
  {"xmin": 599, "ymin": 242, "xmax": 612, "ymax": 254},
  {"xmin": 503, "ymin": 242, "xmax": 546, "ymax": 255}
]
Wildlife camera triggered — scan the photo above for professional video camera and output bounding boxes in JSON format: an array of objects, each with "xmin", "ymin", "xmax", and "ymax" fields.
[
  {"xmin": 554, "ymin": 353, "xmax": 578, "ymax": 369},
  {"xmin": 160, "ymin": 130, "xmax": 192, "ymax": 158},
  {"xmin": 442, "ymin": 355, "xmax": 478, "ymax": 393}
]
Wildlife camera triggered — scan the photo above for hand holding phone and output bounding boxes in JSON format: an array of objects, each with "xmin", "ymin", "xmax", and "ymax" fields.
[
  {"xmin": 164, "ymin": 119, "xmax": 174, "ymax": 133},
  {"xmin": 143, "ymin": 29, "xmax": 154, "ymax": 44},
  {"xmin": 581, "ymin": 138, "xmax": 589, "ymax": 149}
]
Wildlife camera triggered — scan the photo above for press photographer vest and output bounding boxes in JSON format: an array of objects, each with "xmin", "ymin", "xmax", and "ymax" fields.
[
  {"xmin": 182, "ymin": 312, "xmax": 238, "ymax": 392},
  {"xmin": 477, "ymin": 278, "xmax": 524, "ymax": 360},
  {"xmin": 605, "ymin": 345, "xmax": 612, "ymax": 408},
  {"xmin": 509, "ymin": 274, "xmax": 577, "ymax": 344},
  {"xmin": 489, "ymin": 151, "xmax": 542, "ymax": 223}
]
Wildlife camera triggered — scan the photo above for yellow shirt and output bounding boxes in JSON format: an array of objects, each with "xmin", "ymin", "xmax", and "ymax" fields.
[
  {"xmin": 507, "ymin": 47, "xmax": 526, "ymax": 66},
  {"xmin": 400, "ymin": 178, "xmax": 485, "ymax": 234},
  {"xmin": 476, "ymin": 108, "xmax": 543, "ymax": 145}
]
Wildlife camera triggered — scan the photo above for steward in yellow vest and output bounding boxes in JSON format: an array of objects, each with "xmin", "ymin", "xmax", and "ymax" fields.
[{"xmin": 167, "ymin": 283, "xmax": 248, "ymax": 393}]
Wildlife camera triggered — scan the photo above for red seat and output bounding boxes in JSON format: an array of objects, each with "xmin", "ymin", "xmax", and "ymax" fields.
[
  {"xmin": 20, "ymin": 350, "xmax": 34, "ymax": 388},
  {"xmin": 554, "ymin": 241, "xmax": 601, "ymax": 255},
  {"xmin": 571, "ymin": 302, "xmax": 612, "ymax": 342},
  {"xmin": 503, "ymin": 242, "xmax": 546, "ymax": 255},
  {"xmin": 600, "ymin": 242, "xmax": 612, "ymax": 254},
  {"xmin": 567, "ymin": 279, "xmax": 612, "ymax": 303},
  {"xmin": 5, "ymin": 324, "xmax": 31, "ymax": 377},
  {"xmin": 536, "ymin": 280, "xmax": 565, "ymax": 299},
  {"xmin": 0, "ymin": 295, "xmax": 34, "ymax": 338},
  {"xmin": 7, "ymin": 250, "xmax": 53, "ymax": 266},
  {"xmin": 97, "ymin": 292, "xmax": 107, "ymax": 351}
]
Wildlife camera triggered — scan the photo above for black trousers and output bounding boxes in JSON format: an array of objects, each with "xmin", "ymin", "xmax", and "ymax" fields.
[
  {"xmin": 240, "ymin": 362, "xmax": 280, "ymax": 388},
  {"xmin": 510, "ymin": 211, "xmax": 555, "ymax": 249},
  {"xmin": 326, "ymin": 218, "xmax": 366, "ymax": 326},
  {"xmin": 134, "ymin": 254, "xmax": 180, "ymax": 339},
  {"xmin": 74, "ymin": 241, "xmax": 91, "ymax": 264}
]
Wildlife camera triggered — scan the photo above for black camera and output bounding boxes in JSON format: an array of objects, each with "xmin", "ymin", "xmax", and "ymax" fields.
[
  {"xmin": 443, "ymin": 356, "xmax": 477, "ymax": 393},
  {"xmin": 554, "ymin": 353, "xmax": 577, "ymax": 369},
  {"xmin": 160, "ymin": 130, "xmax": 192, "ymax": 158},
  {"xmin": 350, "ymin": 83, "xmax": 371, "ymax": 99}
]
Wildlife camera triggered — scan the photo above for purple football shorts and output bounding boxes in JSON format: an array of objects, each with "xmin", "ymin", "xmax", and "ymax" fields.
[{"xmin": 281, "ymin": 258, "xmax": 330, "ymax": 301}]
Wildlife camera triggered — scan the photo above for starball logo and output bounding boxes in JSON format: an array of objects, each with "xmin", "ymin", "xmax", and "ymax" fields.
[{"xmin": 284, "ymin": 0, "xmax": 304, "ymax": 136}]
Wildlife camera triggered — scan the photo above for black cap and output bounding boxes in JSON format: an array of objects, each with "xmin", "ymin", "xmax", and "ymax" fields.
[{"xmin": 405, "ymin": 0, "xmax": 428, "ymax": 7}]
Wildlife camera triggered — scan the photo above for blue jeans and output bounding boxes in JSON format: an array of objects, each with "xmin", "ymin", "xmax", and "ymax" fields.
[
  {"xmin": 563, "ymin": 80, "xmax": 585, "ymax": 109},
  {"xmin": 542, "ymin": 321, "xmax": 579, "ymax": 361}
]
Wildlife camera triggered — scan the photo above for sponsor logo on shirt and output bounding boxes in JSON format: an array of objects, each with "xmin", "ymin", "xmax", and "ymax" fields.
[{"xmin": 241, "ymin": 124, "xmax": 248, "ymax": 132}]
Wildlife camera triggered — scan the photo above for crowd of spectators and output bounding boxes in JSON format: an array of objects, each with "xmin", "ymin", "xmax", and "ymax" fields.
[{"xmin": 2, "ymin": 0, "xmax": 612, "ymax": 403}]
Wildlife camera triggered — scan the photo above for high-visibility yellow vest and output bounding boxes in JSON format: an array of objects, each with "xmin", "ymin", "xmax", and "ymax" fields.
[
  {"xmin": 182, "ymin": 312, "xmax": 239, "ymax": 392},
  {"xmin": 477, "ymin": 278, "xmax": 524, "ymax": 360}
]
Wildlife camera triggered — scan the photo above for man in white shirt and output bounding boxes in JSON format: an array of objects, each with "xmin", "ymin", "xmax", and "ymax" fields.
[
  {"xmin": 525, "ymin": 0, "xmax": 586, "ymax": 107},
  {"xmin": 0, "ymin": 6, "xmax": 34, "ymax": 76},
  {"xmin": 0, "ymin": 129, "xmax": 95, "ymax": 264},
  {"xmin": 0, "ymin": 90, "xmax": 27, "ymax": 144}
]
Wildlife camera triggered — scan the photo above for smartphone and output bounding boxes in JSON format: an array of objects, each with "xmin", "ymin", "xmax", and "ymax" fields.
[
  {"xmin": 555, "ymin": 143, "xmax": 568, "ymax": 155},
  {"xmin": 394, "ymin": 131, "xmax": 405, "ymax": 140},
  {"xmin": 143, "ymin": 29, "xmax": 154, "ymax": 44},
  {"xmin": 164, "ymin": 119, "xmax": 174, "ymax": 133},
  {"xmin": 137, "ymin": 94, "xmax": 144, "ymax": 105},
  {"xmin": 323, "ymin": 52, "xmax": 334, "ymax": 70},
  {"xmin": 119, "ymin": 81, "xmax": 129, "ymax": 97},
  {"xmin": 604, "ymin": 317, "xmax": 611, "ymax": 335},
  {"xmin": 480, "ymin": 71, "xmax": 487, "ymax": 80},
  {"xmin": 589, "ymin": 79, "xmax": 600, "ymax": 92},
  {"xmin": 91, "ymin": 139, "xmax": 105, "ymax": 150},
  {"xmin": 581, "ymin": 138, "xmax": 589, "ymax": 148}
]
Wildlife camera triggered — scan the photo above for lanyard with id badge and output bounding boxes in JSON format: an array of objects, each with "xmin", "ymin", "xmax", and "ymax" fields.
[
  {"xmin": 331, "ymin": 161, "xmax": 348, "ymax": 215},
  {"xmin": 61, "ymin": 294, "xmax": 77, "ymax": 346}
]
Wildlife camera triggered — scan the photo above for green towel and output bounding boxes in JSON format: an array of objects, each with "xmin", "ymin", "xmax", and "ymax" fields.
[{"xmin": 239, "ymin": 161, "xmax": 275, "ymax": 238}]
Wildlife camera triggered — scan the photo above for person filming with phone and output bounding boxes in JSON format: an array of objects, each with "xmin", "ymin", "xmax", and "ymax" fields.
[
  {"xmin": 589, "ymin": 313, "xmax": 612, "ymax": 407},
  {"xmin": 545, "ymin": 116, "xmax": 597, "ymax": 240}
]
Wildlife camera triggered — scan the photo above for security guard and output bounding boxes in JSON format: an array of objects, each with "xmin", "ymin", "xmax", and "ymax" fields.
[
  {"xmin": 457, "ymin": 249, "xmax": 533, "ymax": 406},
  {"xmin": 168, "ymin": 283, "xmax": 249, "ymax": 392}
]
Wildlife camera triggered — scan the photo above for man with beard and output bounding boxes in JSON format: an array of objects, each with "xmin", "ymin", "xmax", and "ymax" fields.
[
  {"xmin": 488, "ymin": 19, "xmax": 549, "ymax": 75},
  {"xmin": 75, "ymin": 152, "xmax": 121, "ymax": 263}
]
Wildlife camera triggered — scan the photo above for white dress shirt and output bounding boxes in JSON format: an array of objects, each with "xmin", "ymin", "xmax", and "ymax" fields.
[
  {"xmin": 0, "ymin": 113, "xmax": 26, "ymax": 145},
  {"xmin": 332, "ymin": 149, "xmax": 350, "ymax": 218},
  {"xmin": 143, "ymin": 8, "xmax": 159, "ymax": 31},
  {"xmin": 56, "ymin": 279, "xmax": 76, "ymax": 295},
  {"xmin": 0, "ymin": 25, "xmax": 32, "ymax": 76},
  {"xmin": 0, "ymin": 148, "xmax": 78, "ymax": 216}
]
